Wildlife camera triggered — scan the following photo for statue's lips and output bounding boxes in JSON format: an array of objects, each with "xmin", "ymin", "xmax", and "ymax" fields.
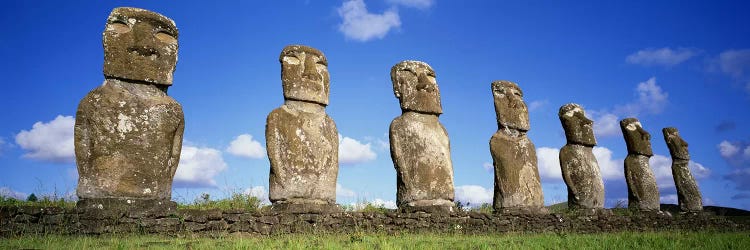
[{"xmin": 127, "ymin": 46, "xmax": 160, "ymax": 60}]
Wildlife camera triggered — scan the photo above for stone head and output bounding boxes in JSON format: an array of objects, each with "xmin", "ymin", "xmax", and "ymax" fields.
[
  {"xmin": 103, "ymin": 7, "xmax": 178, "ymax": 86},
  {"xmin": 390, "ymin": 61, "xmax": 442, "ymax": 115},
  {"xmin": 620, "ymin": 118, "xmax": 653, "ymax": 156},
  {"xmin": 663, "ymin": 127, "xmax": 689, "ymax": 160},
  {"xmin": 492, "ymin": 80, "xmax": 530, "ymax": 131},
  {"xmin": 279, "ymin": 45, "xmax": 330, "ymax": 105},
  {"xmin": 558, "ymin": 103, "xmax": 596, "ymax": 146}
]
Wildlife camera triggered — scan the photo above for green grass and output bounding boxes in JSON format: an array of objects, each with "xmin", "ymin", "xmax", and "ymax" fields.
[
  {"xmin": 2, "ymin": 231, "xmax": 747, "ymax": 249},
  {"xmin": 176, "ymin": 193, "xmax": 264, "ymax": 212},
  {"xmin": 0, "ymin": 195, "xmax": 76, "ymax": 209}
]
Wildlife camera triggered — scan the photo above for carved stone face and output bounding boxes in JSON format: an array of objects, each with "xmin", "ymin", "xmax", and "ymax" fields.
[
  {"xmin": 391, "ymin": 61, "xmax": 442, "ymax": 114},
  {"xmin": 280, "ymin": 45, "xmax": 330, "ymax": 105},
  {"xmin": 103, "ymin": 7, "xmax": 178, "ymax": 85},
  {"xmin": 620, "ymin": 118, "xmax": 653, "ymax": 156},
  {"xmin": 663, "ymin": 127, "xmax": 690, "ymax": 160},
  {"xmin": 492, "ymin": 80, "xmax": 530, "ymax": 131},
  {"xmin": 559, "ymin": 103, "xmax": 596, "ymax": 146}
]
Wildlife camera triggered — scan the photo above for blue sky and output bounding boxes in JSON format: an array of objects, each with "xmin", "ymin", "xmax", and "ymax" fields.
[{"xmin": 2, "ymin": 0, "xmax": 750, "ymax": 210}]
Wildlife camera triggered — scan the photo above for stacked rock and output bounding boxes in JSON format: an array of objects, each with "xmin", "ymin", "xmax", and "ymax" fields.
[
  {"xmin": 266, "ymin": 45, "xmax": 340, "ymax": 213},
  {"xmin": 558, "ymin": 104, "xmax": 605, "ymax": 210},
  {"xmin": 663, "ymin": 127, "xmax": 703, "ymax": 212},
  {"xmin": 389, "ymin": 61, "xmax": 455, "ymax": 213},
  {"xmin": 75, "ymin": 7, "xmax": 184, "ymax": 214},
  {"xmin": 489, "ymin": 81, "xmax": 546, "ymax": 214},
  {"xmin": 620, "ymin": 118, "xmax": 660, "ymax": 211}
]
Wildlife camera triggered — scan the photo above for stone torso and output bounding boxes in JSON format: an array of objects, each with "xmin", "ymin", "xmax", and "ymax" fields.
[
  {"xmin": 624, "ymin": 155, "xmax": 660, "ymax": 210},
  {"xmin": 489, "ymin": 130, "xmax": 544, "ymax": 209},
  {"xmin": 75, "ymin": 79, "xmax": 184, "ymax": 200},
  {"xmin": 390, "ymin": 112, "xmax": 454, "ymax": 207},
  {"xmin": 672, "ymin": 159, "xmax": 702, "ymax": 211},
  {"xmin": 266, "ymin": 102, "xmax": 338, "ymax": 204},
  {"xmin": 559, "ymin": 144, "xmax": 605, "ymax": 208}
]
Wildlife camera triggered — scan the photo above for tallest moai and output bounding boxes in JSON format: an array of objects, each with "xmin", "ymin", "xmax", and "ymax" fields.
[{"xmin": 75, "ymin": 7, "xmax": 184, "ymax": 212}]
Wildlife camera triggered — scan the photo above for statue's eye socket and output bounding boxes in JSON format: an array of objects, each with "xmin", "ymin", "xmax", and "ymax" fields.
[
  {"xmin": 155, "ymin": 31, "xmax": 177, "ymax": 44},
  {"xmin": 110, "ymin": 21, "xmax": 131, "ymax": 34},
  {"xmin": 283, "ymin": 56, "xmax": 301, "ymax": 65}
]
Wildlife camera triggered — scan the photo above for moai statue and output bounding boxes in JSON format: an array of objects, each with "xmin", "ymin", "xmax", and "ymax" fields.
[
  {"xmin": 266, "ymin": 45, "xmax": 339, "ymax": 213},
  {"xmin": 75, "ymin": 7, "xmax": 183, "ymax": 214},
  {"xmin": 558, "ymin": 104, "xmax": 605, "ymax": 210},
  {"xmin": 620, "ymin": 118, "xmax": 660, "ymax": 211},
  {"xmin": 663, "ymin": 127, "xmax": 703, "ymax": 212},
  {"xmin": 390, "ymin": 61, "xmax": 455, "ymax": 213},
  {"xmin": 489, "ymin": 80, "xmax": 546, "ymax": 214}
]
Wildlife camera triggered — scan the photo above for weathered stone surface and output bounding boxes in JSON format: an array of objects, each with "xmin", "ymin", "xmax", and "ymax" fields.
[
  {"xmin": 390, "ymin": 61, "xmax": 454, "ymax": 210},
  {"xmin": 621, "ymin": 118, "xmax": 653, "ymax": 156},
  {"xmin": 2, "ymin": 205, "xmax": 747, "ymax": 236},
  {"xmin": 267, "ymin": 45, "xmax": 338, "ymax": 209},
  {"xmin": 103, "ymin": 7, "xmax": 178, "ymax": 86},
  {"xmin": 558, "ymin": 104, "xmax": 604, "ymax": 209},
  {"xmin": 491, "ymin": 80, "xmax": 530, "ymax": 131},
  {"xmin": 663, "ymin": 127, "xmax": 703, "ymax": 212},
  {"xmin": 75, "ymin": 7, "xmax": 184, "ymax": 209},
  {"xmin": 280, "ymin": 45, "xmax": 330, "ymax": 105},
  {"xmin": 390, "ymin": 61, "xmax": 443, "ymax": 114},
  {"xmin": 620, "ymin": 118, "xmax": 659, "ymax": 211},
  {"xmin": 489, "ymin": 81, "xmax": 544, "ymax": 213}
]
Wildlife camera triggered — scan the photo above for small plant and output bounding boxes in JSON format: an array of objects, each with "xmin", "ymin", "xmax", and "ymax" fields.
[{"xmin": 26, "ymin": 193, "xmax": 38, "ymax": 202}]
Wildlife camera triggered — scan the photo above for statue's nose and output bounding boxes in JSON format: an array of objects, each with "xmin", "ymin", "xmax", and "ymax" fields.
[
  {"xmin": 416, "ymin": 74, "xmax": 433, "ymax": 91},
  {"xmin": 302, "ymin": 56, "xmax": 321, "ymax": 81}
]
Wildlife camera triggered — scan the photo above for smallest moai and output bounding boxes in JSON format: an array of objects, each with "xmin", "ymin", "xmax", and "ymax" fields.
[
  {"xmin": 620, "ymin": 118, "xmax": 660, "ymax": 211},
  {"xmin": 558, "ymin": 104, "xmax": 605, "ymax": 210},
  {"xmin": 489, "ymin": 80, "xmax": 546, "ymax": 214},
  {"xmin": 389, "ymin": 60, "xmax": 455, "ymax": 213},
  {"xmin": 663, "ymin": 127, "xmax": 703, "ymax": 212}
]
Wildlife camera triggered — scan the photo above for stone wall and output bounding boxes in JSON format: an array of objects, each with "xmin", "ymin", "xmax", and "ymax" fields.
[{"xmin": 1, "ymin": 205, "xmax": 746, "ymax": 236}]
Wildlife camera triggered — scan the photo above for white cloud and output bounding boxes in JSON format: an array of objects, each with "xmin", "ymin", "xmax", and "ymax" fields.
[
  {"xmin": 650, "ymin": 154, "xmax": 711, "ymax": 188},
  {"xmin": 337, "ymin": 0, "xmax": 401, "ymax": 42},
  {"xmin": 482, "ymin": 162, "xmax": 493, "ymax": 172},
  {"xmin": 350, "ymin": 198, "xmax": 397, "ymax": 210},
  {"xmin": 174, "ymin": 146, "xmax": 227, "ymax": 188},
  {"xmin": 336, "ymin": 183, "xmax": 356, "ymax": 198},
  {"xmin": 454, "ymin": 185, "xmax": 493, "ymax": 206},
  {"xmin": 593, "ymin": 146, "xmax": 623, "ymax": 180},
  {"xmin": 717, "ymin": 49, "xmax": 750, "ymax": 78},
  {"xmin": 386, "ymin": 0, "xmax": 434, "ymax": 9},
  {"xmin": 339, "ymin": 135, "xmax": 377, "ymax": 165},
  {"xmin": 650, "ymin": 154, "xmax": 675, "ymax": 187},
  {"xmin": 528, "ymin": 100, "xmax": 548, "ymax": 112},
  {"xmin": 689, "ymin": 161, "xmax": 711, "ymax": 179},
  {"xmin": 660, "ymin": 194, "xmax": 678, "ymax": 204},
  {"xmin": 0, "ymin": 187, "xmax": 27, "ymax": 200},
  {"xmin": 226, "ymin": 134, "xmax": 265, "ymax": 159},
  {"xmin": 243, "ymin": 186, "xmax": 270, "ymax": 204},
  {"xmin": 719, "ymin": 140, "xmax": 740, "ymax": 158},
  {"xmin": 370, "ymin": 198, "xmax": 397, "ymax": 209},
  {"xmin": 590, "ymin": 111, "xmax": 621, "ymax": 138},
  {"xmin": 616, "ymin": 77, "xmax": 668, "ymax": 116},
  {"xmin": 626, "ymin": 47, "xmax": 697, "ymax": 67},
  {"xmin": 537, "ymin": 146, "xmax": 622, "ymax": 182},
  {"xmin": 717, "ymin": 140, "xmax": 750, "ymax": 168},
  {"xmin": 588, "ymin": 77, "xmax": 669, "ymax": 138},
  {"xmin": 15, "ymin": 115, "xmax": 75, "ymax": 163},
  {"xmin": 537, "ymin": 147, "xmax": 562, "ymax": 180}
]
